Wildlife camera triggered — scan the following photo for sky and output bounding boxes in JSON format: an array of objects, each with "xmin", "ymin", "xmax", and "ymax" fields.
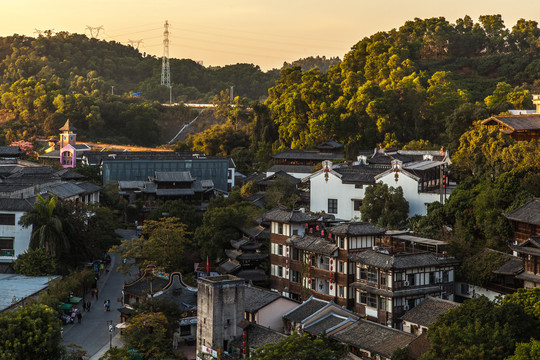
[{"xmin": 1, "ymin": 0, "xmax": 540, "ymax": 71}]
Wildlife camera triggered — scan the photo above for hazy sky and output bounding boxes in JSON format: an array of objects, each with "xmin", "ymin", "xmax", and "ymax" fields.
[{"xmin": 1, "ymin": 1, "xmax": 539, "ymax": 70}]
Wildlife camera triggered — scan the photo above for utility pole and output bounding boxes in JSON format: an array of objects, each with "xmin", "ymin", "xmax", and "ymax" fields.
[
  {"xmin": 127, "ymin": 39, "xmax": 143, "ymax": 50},
  {"xmin": 161, "ymin": 21, "xmax": 171, "ymax": 88},
  {"xmin": 230, "ymin": 85, "xmax": 234, "ymax": 103},
  {"xmin": 86, "ymin": 25, "xmax": 104, "ymax": 39},
  {"xmin": 111, "ymin": 86, "xmax": 114, "ymax": 95}
]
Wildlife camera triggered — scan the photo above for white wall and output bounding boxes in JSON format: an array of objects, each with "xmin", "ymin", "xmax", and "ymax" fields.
[
  {"xmin": 0, "ymin": 211, "xmax": 32, "ymax": 263},
  {"xmin": 378, "ymin": 172, "xmax": 439, "ymax": 217},
  {"xmin": 310, "ymin": 172, "xmax": 365, "ymax": 220},
  {"xmin": 257, "ymin": 298, "xmax": 299, "ymax": 331}
]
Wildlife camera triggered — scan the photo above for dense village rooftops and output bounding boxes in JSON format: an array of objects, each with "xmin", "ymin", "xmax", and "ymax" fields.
[
  {"xmin": 272, "ymin": 149, "xmax": 344, "ymax": 161},
  {"xmin": 315, "ymin": 140, "xmax": 344, "ymax": 151},
  {"xmin": 266, "ymin": 164, "xmax": 315, "ymax": 174},
  {"xmin": 224, "ymin": 249, "xmax": 267, "ymax": 261},
  {"xmin": 0, "ymin": 198, "xmax": 33, "ymax": 211},
  {"xmin": 55, "ymin": 169, "xmax": 85, "ymax": 180},
  {"xmin": 400, "ymin": 297, "xmax": 459, "ymax": 327},
  {"xmin": 0, "ymin": 146, "xmax": 25, "ymax": 157},
  {"xmin": 239, "ymin": 225, "xmax": 269, "ymax": 241},
  {"xmin": 7, "ymin": 166, "xmax": 57, "ymax": 177},
  {"xmin": 258, "ymin": 171, "xmax": 302, "ymax": 185},
  {"xmin": 235, "ymin": 269, "xmax": 267, "ymax": 282},
  {"xmin": 123, "ymin": 272, "xmax": 170, "ymax": 297},
  {"xmin": 155, "ymin": 188, "xmax": 195, "ymax": 196},
  {"xmin": 348, "ymin": 249, "xmax": 455, "ymax": 270},
  {"xmin": 481, "ymin": 115, "xmax": 540, "ymax": 131},
  {"xmin": 351, "ymin": 282, "xmax": 441, "ymax": 298},
  {"xmin": 404, "ymin": 160, "xmax": 445, "ymax": 171},
  {"xmin": 333, "ymin": 165, "xmax": 386, "ymax": 184},
  {"xmin": 369, "ymin": 152, "xmax": 413, "ymax": 165},
  {"xmin": 330, "ymin": 319, "xmax": 416, "ymax": 358},
  {"xmin": 118, "ymin": 181, "xmax": 146, "ymax": 190},
  {"xmin": 287, "ymin": 235, "xmax": 339, "ymax": 255},
  {"xmin": 389, "ymin": 234, "xmax": 447, "ymax": 246},
  {"xmin": 328, "ymin": 222, "xmax": 386, "ymax": 236},
  {"xmin": 510, "ymin": 237, "xmax": 540, "ymax": 257},
  {"xmin": 244, "ymin": 285, "xmax": 282, "ymax": 313},
  {"xmin": 153, "ymin": 171, "xmax": 194, "ymax": 183},
  {"xmin": 0, "ymin": 274, "xmax": 60, "ymax": 312},
  {"xmin": 504, "ymin": 198, "xmax": 540, "ymax": 225},
  {"xmin": 230, "ymin": 239, "xmax": 263, "ymax": 251},
  {"xmin": 75, "ymin": 181, "xmax": 103, "ymax": 195},
  {"xmin": 304, "ymin": 313, "xmax": 355, "ymax": 336},
  {"xmin": 262, "ymin": 207, "xmax": 319, "ymax": 223},
  {"xmin": 283, "ymin": 296, "xmax": 329, "ymax": 323}
]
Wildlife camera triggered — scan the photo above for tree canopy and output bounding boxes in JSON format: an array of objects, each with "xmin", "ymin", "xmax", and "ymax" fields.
[{"xmin": 360, "ymin": 182, "xmax": 409, "ymax": 229}]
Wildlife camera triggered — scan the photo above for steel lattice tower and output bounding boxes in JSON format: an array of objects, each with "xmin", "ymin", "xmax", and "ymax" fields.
[{"xmin": 161, "ymin": 21, "xmax": 171, "ymax": 88}]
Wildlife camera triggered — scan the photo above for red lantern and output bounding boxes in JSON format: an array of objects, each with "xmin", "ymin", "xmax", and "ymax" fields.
[
  {"xmin": 305, "ymin": 223, "xmax": 308, "ymax": 228},
  {"xmin": 243, "ymin": 342, "xmax": 246, "ymax": 347},
  {"xmin": 330, "ymin": 259, "xmax": 333, "ymax": 264},
  {"xmin": 316, "ymin": 225, "xmax": 319, "ymax": 231},
  {"xmin": 321, "ymin": 230, "xmax": 324, "ymax": 236},
  {"xmin": 243, "ymin": 333, "xmax": 246, "ymax": 339},
  {"xmin": 243, "ymin": 349, "xmax": 246, "ymax": 354},
  {"xmin": 330, "ymin": 285, "xmax": 333, "ymax": 290},
  {"xmin": 308, "ymin": 279, "xmax": 311, "ymax": 284},
  {"xmin": 328, "ymin": 233, "xmax": 332, "ymax": 238}
]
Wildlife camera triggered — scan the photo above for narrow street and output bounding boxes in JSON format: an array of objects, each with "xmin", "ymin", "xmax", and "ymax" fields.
[{"xmin": 61, "ymin": 229, "xmax": 137, "ymax": 359}]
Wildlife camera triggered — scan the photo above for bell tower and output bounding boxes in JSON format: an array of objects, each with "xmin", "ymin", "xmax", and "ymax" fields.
[{"xmin": 59, "ymin": 120, "xmax": 77, "ymax": 149}]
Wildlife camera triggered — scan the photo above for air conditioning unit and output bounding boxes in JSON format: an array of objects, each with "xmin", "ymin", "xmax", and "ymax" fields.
[
  {"xmin": 403, "ymin": 304, "xmax": 410, "ymax": 311},
  {"xmin": 403, "ymin": 280, "xmax": 410, "ymax": 287}
]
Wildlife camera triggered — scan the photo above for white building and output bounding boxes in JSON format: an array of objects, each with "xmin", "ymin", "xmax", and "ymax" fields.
[
  {"xmin": 0, "ymin": 199, "xmax": 33, "ymax": 264},
  {"xmin": 306, "ymin": 159, "xmax": 448, "ymax": 220}
]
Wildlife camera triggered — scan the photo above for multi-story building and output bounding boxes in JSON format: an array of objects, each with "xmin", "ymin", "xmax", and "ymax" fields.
[
  {"xmin": 504, "ymin": 198, "xmax": 540, "ymax": 246},
  {"xmin": 511, "ymin": 236, "xmax": 540, "ymax": 288},
  {"xmin": 348, "ymin": 249, "xmax": 458, "ymax": 329}
]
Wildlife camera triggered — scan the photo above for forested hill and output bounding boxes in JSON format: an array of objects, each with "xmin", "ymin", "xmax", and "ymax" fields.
[{"xmin": 262, "ymin": 15, "xmax": 540, "ymax": 154}]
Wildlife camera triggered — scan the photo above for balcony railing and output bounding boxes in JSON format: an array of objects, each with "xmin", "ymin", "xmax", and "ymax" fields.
[{"xmin": 0, "ymin": 249, "xmax": 14, "ymax": 257}]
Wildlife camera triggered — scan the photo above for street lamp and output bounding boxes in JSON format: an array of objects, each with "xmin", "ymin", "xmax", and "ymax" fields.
[{"xmin": 107, "ymin": 320, "xmax": 114, "ymax": 349}]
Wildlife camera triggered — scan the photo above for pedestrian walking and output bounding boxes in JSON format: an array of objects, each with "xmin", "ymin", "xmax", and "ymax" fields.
[
  {"xmin": 82, "ymin": 301, "xmax": 87, "ymax": 312},
  {"xmin": 77, "ymin": 312, "xmax": 82, "ymax": 324},
  {"xmin": 106, "ymin": 299, "xmax": 111, "ymax": 311},
  {"xmin": 104, "ymin": 301, "xmax": 107, "ymax": 312},
  {"xmin": 87, "ymin": 301, "xmax": 91, "ymax": 312},
  {"xmin": 95, "ymin": 288, "xmax": 99, "ymax": 300}
]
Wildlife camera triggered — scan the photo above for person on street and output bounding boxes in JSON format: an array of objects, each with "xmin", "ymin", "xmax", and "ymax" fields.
[
  {"xmin": 87, "ymin": 301, "xmax": 91, "ymax": 312},
  {"xmin": 77, "ymin": 312, "xmax": 82, "ymax": 324}
]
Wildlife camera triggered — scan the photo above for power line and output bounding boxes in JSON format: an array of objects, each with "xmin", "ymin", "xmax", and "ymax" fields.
[
  {"xmin": 127, "ymin": 39, "xmax": 143, "ymax": 50},
  {"xmin": 161, "ymin": 21, "xmax": 171, "ymax": 89},
  {"xmin": 86, "ymin": 25, "xmax": 104, "ymax": 39}
]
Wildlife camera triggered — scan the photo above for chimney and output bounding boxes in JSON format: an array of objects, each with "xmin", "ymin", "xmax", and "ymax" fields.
[{"xmin": 533, "ymin": 94, "xmax": 540, "ymax": 114}]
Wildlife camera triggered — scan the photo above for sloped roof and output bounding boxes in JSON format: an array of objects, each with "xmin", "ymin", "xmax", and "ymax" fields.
[
  {"xmin": 244, "ymin": 285, "xmax": 282, "ymax": 313},
  {"xmin": 328, "ymin": 222, "xmax": 386, "ymax": 236},
  {"xmin": 287, "ymin": 235, "xmax": 338, "ymax": 256},
  {"xmin": 303, "ymin": 313, "xmax": 353, "ymax": 336},
  {"xmin": 481, "ymin": 115, "xmax": 540, "ymax": 131},
  {"xmin": 0, "ymin": 146, "xmax": 24, "ymax": 157},
  {"xmin": 47, "ymin": 182, "xmax": 86, "ymax": 199},
  {"xmin": 348, "ymin": 250, "xmax": 445, "ymax": 270},
  {"xmin": 400, "ymin": 297, "xmax": 459, "ymax": 327},
  {"xmin": 75, "ymin": 181, "xmax": 103, "ymax": 195},
  {"xmin": 262, "ymin": 207, "xmax": 319, "ymax": 223},
  {"xmin": 0, "ymin": 198, "xmax": 33, "ymax": 211},
  {"xmin": 235, "ymin": 269, "xmax": 267, "ymax": 282},
  {"xmin": 155, "ymin": 188, "xmax": 195, "ymax": 196},
  {"xmin": 333, "ymin": 165, "xmax": 386, "ymax": 184},
  {"xmin": 59, "ymin": 120, "xmax": 77, "ymax": 131},
  {"xmin": 504, "ymin": 199, "xmax": 540, "ymax": 225},
  {"xmin": 153, "ymin": 171, "xmax": 194, "ymax": 182},
  {"xmin": 283, "ymin": 296, "xmax": 329, "ymax": 323},
  {"xmin": 55, "ymin": 169, "xmax": 85, "ymax": 180},
  {"xmin": 230, "ymin": 323, "xmax": 286, "ymax": 349},
  {"xmin": 266, "ymin": 164, "xmax": 315, "ymax": 174},
  {"xmin": 272, "ymin": 149, "xmax": 343, "ymax": 161},
  {"xmin": 330, "ymin": 320, "xmax": 416, "ymax": 358}
]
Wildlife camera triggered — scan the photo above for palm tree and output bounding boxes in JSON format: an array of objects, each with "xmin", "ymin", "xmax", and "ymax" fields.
[{"xmin": 19, "ymin": 195, "xmax": 69, "ymax": 257}]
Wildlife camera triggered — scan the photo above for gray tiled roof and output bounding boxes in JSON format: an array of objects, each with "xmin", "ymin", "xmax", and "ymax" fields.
[
  {"xmin": 328, "ymin": 222, "xmax": 386, "ymax": 236},
  {"xmin": 230, "ymin": 323, "xmax": 286, "ymax": 349},
  {"xmin": 235, "ymin": 269, "xmax": 267, "ymax": 282},
  {"xmin": 400, "ymin": 297, "xmax": 459, "ymax": 327},
  {"xmin": 55, "ymin": 169, "xmax": 85, "ymax": 180},
  {"xmin": 262, "ymin": 207, "xmax": 319, "ymax": 223},
  {"xmin": 333, "ymin": 165, "xmax": 386, "ymax": 184},
  {"xmin": 351, "ymin": 282, "xmax": 441, "ymax": 298},
  {"xmin": 0, "ymin": 146, "xmax": 24, "ymax": 156},
  {"xmin": 283, "ymin": 296, "xmax": 328, "ymax": 323},
  {"xmin": 155, "ymin": 188, "xmax": 195, "ymax": 196},
  {"xmin": 504, "ymin": 198, "xmax": 540, "ymax": 225},
  {"xmin": 47, "ymin": 182, "xmax": 86, "ymax": 199},
  {"xmin": 272, "ymin": 150, "xmax": 343, "ymax": 161},
  {"xmin": 0, "ymin": 198, "xmax": 33, "ymax": 211},
  {"xmin": 7, "ymin": 166, "xmax": 56, "ymax": 178},
  {"xmin": 266, "ymin": 164, "xmax": 315, "ymax": 175},
  {"xmin": 76, "ymin": 181, "xmax": 102, "ymax": 195},
  {"xmin": 304, "ymin": 313, "xmax": 352, "ymax": 336},
  {"xmin": 348, "ymin": 250, "xmax": 444, "ymax": 270},
  {"xmin": 123, "ymin": 273, "xmax": 169, "ymax": 297},
  {"xmin": 118, "ymin": 181, "xmax": 146, "ymax": 190},
  {"xmin": 287, "ymin": 235, "xmax": 338, "ymax": 256},
  {"xmin": 244, "ymin": 285, "xmax": 281, "ymax": 313},
  {"xmin": 154, "ymin": 171, "xmax": 194, "ymax": 182},
  {"xmin": 482, "ymin": 115, "xmax": 540, "ymax": 131},
  {"xmin": 330, "ymin": 320, "xmax": 416, "ymax": 358}
]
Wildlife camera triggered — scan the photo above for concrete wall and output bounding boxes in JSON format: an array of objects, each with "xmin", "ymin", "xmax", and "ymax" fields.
[
  {"xmin": 256, "ymin": 298, "xmax": 299, "ymax": 331},
  {"xmin": 0, "ymin": 211, "xmax": 32, "ymax": 263}
]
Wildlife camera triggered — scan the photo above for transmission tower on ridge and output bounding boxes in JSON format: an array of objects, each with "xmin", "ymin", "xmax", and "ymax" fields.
[
  {"xmin": 127, "ymin": 39, "xmax": 143, "ymax": 50},
  {"xmin": 86, "ymin": 25, "xmax": 104, "ymax": 39},
  {"xmin": 161, "ymin": 21, "xmax": 171, "ymax": 88}
]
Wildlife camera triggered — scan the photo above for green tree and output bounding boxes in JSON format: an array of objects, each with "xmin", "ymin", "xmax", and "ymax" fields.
[
  {"xmin": 19, "ymin": 194, "xmax": 68, "ymax": 257},
  {"xmin": 250, "ymin": 332, "xmax": 346, "ymax": 360},
  {"xmin": 0, "ymin": 304, "xmax": 63, "ymax": 360},
  {"xmin": 124, "ymin": 312, "xmax": 171, "ymax": 360},
  {"xmin": 148, "ymin": 199, "xmax": 201, "ymax": 233},
  {"xmin": 112, "ymin": 217, "xmax": 195, "ymax": 274},
  {"xmin": 360, "ymin": 182, "xmax": 409, "ymax": 229},
  {"xmin": 265, "ymin": 177, "xmax": 301, "ymax": 209},
  {"xmin": 507, "ymin": 340, "xmax": 540, "ymax": 360},
  {"xmin": 501, "ymin": 288, "xmax": 540, "ymax": 320},
  {"xmin": 13, "ymin": 248, "xmax": 56, "ymax": 276},
  {"xmin": 99, "ymin": 347, "xmax": 137, "ymax": 360}
]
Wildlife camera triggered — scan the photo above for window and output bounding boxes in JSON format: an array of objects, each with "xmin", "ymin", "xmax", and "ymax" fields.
[
  {"xmin": 0, "ymin": 214, "xmax": 15, "ymax": 226},
  {"xmin": 353, "ymin": 199, "xmax": 362, "ymax": 211},
  {"xmin": 381, "ymin": 273, "xmax": 387, "ymax": 286},
  {"xmin": 292, "ymin": 248, "xmax": 300, "ymax": 261},
  {"xmin": 359, "ymin": 292, "xmax": 377, "ymax": 308},
  {"xmin": 319, "ymin": 256, "xmax": 330, "ymax": 271},
  {"xmin": 328, "ymin": 199, "xmax": 338, "ymax": 214},
  {"xmin": 277, "ymin": 245, "xmax": 283, "ymax": 256},
  {"xmin": 407, "ymin": 274, "xmax": 415, "ymax": 286},
  {"xmin": 291, "ymin": 270, "xmax": 300, "ymax": 283},
  {"xmin": 278, "ymin": 224, "xmax": 283, "ymax": 235},
  {"xmin": 292, "ymin": 229, "xmax": 298, "ymax": 236},
  {"xmin": 338, "ymin": 286, "xmax": 344, "ymax": 298},
  {"xmin": 367, "ymin": 268, "xmax": 377, "ymax": 283},
  {"xmin": 359, "ymin": 268, "xmax": 367, "ymax": 280},
  {"xmin": 379, "ymin": 296, "xmax": 386, "ymax": 311},
  {"xmin": 339, "ymin": 237, "xmax": 344, "ymax": 248},
  {"xmin": 277, "ymin": 266, "xmax": 283, "ymax": 277},
  {"xmin": 443, "ymin": 271, "xmax": 449, "ymax": 283},
  {"xmin": 338, "ymin": 261, "xmax": 344, "ymax": 273},
  {"xmin": 0, "ymin": 237, "xmax": 14, "ymax": 256},
  {"xmin": 354, "ymin": 184, "xmax": 363, "ymax": 189}
]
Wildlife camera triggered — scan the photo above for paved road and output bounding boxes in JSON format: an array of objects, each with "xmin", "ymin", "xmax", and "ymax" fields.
[{"xmin": 61, "ymin": 229, "xmax": 137, "ymax": 358}]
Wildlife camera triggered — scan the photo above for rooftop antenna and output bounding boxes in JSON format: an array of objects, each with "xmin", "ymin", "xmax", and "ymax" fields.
[
  {"xmin": 127, "ymin": 39, "xmax": 143, "ymax": 50},
  {"xmin": 86, "ymin": 25, "xmax": 104, "ymax": 39},
  {"xmin": 161, "ymin": 21, "xmax": 171, "ymax": 89}
]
